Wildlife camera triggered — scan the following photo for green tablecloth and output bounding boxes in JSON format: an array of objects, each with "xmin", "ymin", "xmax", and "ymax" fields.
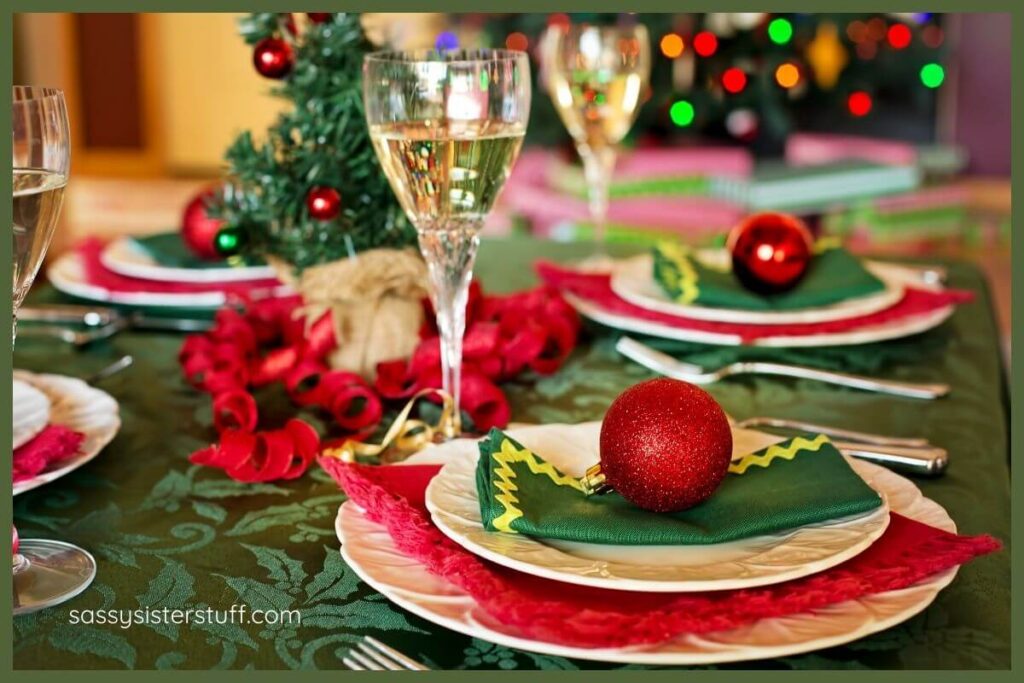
[{"xmin": 12, "ymin": 239, "xmax": 1010, "ymax": 670}]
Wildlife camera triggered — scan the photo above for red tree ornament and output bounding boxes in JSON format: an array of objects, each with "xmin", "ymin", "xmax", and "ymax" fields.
[
  {"xmin": 307, "ymin": 13, "xmax": 332, "ymax": 23},
  {"xmin": 253, "ymin": 37, "xmax": 293, "ymax": 79},
  {"xmin": 727, "ymin": 212, "xmax": 813, "ymax": 295},
  {"xmin": 306, "ymin": 186, "xmax": 342, "ymax": 220},
  {"xmin": 589, "ymin": 378, "xmax": 733, "ymax": 513},
  {"xmin": 181, "ymin": 189, "xmax": 227, "ymax": 260}
]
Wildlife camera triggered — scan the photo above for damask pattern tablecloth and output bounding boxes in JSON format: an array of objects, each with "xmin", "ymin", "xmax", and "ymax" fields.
[{"xmin": 12, "ymin": 239, "xmax": 1010, "ymax": 670}]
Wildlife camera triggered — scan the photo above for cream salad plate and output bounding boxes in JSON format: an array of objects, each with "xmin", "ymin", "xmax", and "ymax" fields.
[
  {"xmin": 610, "ymin": 252, "xmax": 907, "ymax": 325},
  {"xmin": 337, "ymin": 429, "xmax": 956, "ymax": 665},
  {"xmin": 421, "ymin": 422, "xmax": 890, "ymax": 593}
]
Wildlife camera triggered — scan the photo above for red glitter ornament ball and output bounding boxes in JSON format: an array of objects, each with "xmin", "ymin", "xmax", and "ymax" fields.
[
  {"xmin": 598, "ymin": 378, "xmax": 733, "ymax": 512},
  {"xmin": 253, "ymin": 37, "xmax": 294, "ymax": 79},
  {"xmin": 306, "ymin": 186, "xmax": 342, "ymax": 220},
  {"xmin": 307, "ymin": 13, "xmax": 332, "ymax": 23},
  {"xmin": 727, "ymin": 212, "xmax": 813, "ymax": 295},
  {"xmin": 181, "ymin": 189, "xmax": 227, "ymax": 260}
]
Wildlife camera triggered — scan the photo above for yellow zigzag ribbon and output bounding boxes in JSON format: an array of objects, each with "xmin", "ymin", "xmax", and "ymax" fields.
[
  {"xmin": 491, "ymin": 438, "xmax": 584, "ymax": 534},
  {"xmin": 729, "ymin": 433, "xmax": 831, "ymax": 475},
  {"xmin": 655, "ymin": 242, "xmax": 700, "ymax": 304}
]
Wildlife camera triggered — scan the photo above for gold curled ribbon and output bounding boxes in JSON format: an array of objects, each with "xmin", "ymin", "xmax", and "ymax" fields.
[{"xmin": 321, "ymin": 388, "xmax": 459, "ymax": 464}]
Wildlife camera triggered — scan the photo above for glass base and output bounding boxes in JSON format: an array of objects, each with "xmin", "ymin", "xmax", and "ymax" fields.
[{"xmin": 13, "ymin": 538, "xmax": 96, "ymax": 615}]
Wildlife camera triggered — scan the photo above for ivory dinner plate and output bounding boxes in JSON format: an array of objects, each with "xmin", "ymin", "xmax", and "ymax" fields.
[
  {"xmin": 423, "ymin": 422, "xmax": 890, "ymax": 592},
  {"xmin": 100, "ymin": 235, "xmax": 276, "ymax": 283},
  {"xmin": 12, "ymin": 379, "xmax": 51, "ymax": 450},
  {"xmin": 13, "ymin": 371, "xmax": 121, "ymax": 496},
  {"xmin": 563, "ymin": 256, "xmax": 954, "ymax": 347},
  {"xmin": 337, "ymin": 449, "xmax": 958, "ymax": 665},
  {"xmin": 610, "ymin": 252, "xmax": 906, "ymax": 325}
]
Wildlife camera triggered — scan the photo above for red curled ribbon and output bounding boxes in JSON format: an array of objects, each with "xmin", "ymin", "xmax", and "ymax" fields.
[{"xmin": 180, "ymin": 280, "xmax": 578, "ymax": 482}]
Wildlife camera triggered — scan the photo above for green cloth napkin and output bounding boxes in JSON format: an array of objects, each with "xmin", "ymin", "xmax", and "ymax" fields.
[
  {"xmin": 652, "ymin": 242, "xmax": 885, "ymax": 311},
  {"xmin": 132, "ymin": 232, "xmax": 264, "ymax": 269},
  {"xmin": 476, "ymin": 428, "xmax": 882, "ymax": 545}
]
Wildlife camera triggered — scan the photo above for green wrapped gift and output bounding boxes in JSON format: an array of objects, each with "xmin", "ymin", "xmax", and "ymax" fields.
[
  {"xmin": 652, "ymin": 242, "xmax": 885, "ymax": 311},
  {"xmin": 476, "ymin": 428, "xmax": 882, "ymax": 545}
]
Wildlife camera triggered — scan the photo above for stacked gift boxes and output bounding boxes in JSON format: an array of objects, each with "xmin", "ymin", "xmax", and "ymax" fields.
[{"xmin": 500, "ymin": 133, "xmax": 982, "ymax": 251}]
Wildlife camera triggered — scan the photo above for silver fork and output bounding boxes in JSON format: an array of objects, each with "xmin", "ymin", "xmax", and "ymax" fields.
[
  {"xmin": 616, "ymin": 336, "xmax": 950, "ymax": 400},
  {"xmin": 342, "ymin": 636, "xmax": 429, "ymax": 671}
]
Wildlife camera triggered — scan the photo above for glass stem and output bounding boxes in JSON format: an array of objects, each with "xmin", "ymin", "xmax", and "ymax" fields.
[
  {"xmin": 418, "ymin": 225, "xmax": 481, "ymax": 435},
  {"xmin": 581, "ymin": 146, "xmax": 617, "ymax": 248}
]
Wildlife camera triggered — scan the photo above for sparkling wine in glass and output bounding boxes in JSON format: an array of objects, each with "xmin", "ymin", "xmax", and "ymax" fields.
[
  {"xmin": 542, "ymin": 23, "xmax": 651, "ymax": 250},
  {"xmin": 12, "ymin": 86, "xmax": 96, "ymax": 615},
  {"xmin": 364, "ymin": 50, "xmax": 530, "ymax": 430}
]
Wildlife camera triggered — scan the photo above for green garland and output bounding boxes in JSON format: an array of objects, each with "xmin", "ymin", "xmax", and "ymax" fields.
[{"xmin": 213, "ymin": 13, "xmax": 415, "ymax": 271}]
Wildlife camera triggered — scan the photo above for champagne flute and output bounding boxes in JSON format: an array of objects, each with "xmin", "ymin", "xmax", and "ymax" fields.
[
  {"xmin": 363, "ymin": 50, "xmax": 530, "ymax": 430},
  {"xmin": 542, "ymin": 23, "xmax": 651, "ymax": 251},
  {"xmin": 13, "ymin": 86, "xmax": 96, "ymax": 614}
]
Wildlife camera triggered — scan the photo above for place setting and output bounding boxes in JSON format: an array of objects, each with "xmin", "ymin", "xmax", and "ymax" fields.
[{"xmin": 325, "ymin": 377, "xmax": 998, "ymax": 665}]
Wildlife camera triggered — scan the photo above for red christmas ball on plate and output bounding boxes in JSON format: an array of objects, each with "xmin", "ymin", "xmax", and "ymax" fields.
[
  {"xmin": 306, "ymin": 186, "xmax": 342, "ymax": 220},
  {"xmin": 595, "ymin": 378, "xmax": 733, "ymax": 513},
  {"xmin": 253, "ymin": 37, "xmax": 294, "ymax": 79},
  {"xmin": 727, "ymin": 212, "xmax": 813, "ymax": 295},
  {"xmin": 181, "ymin": 189, "xmax": 226, "ymax": 260}
]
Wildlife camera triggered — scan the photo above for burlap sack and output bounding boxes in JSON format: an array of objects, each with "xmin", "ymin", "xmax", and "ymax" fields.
[{"xmin": 271, "ymin": 248, "xmax": 428, "ymax": 379}]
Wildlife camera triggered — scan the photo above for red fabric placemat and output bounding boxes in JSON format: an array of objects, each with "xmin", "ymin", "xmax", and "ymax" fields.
[
  {"xmin": 536, "ymin": 261, "xmax": 973, "ymax": 343},
  {"xmin": 322, "ymin": 459, "xmax": 999, "ymax": 650},
  {"xmin": 77, "ymin": 239, "xmax": 282, "ymax": 295},
  {"xmin": 13, "ymin": 425, "xmax": 85, "ymax": 483}
]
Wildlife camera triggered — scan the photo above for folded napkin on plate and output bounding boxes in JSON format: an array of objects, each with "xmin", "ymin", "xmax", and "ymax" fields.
[
  {"xmin": 77, "ymin": 239, "xmax": 280, "ymax": 294},
  {"xmin": 476, "ymin": 428, "xmax": 881, "ymax": 545},
  {"xmin": 535, "ymin": 261, "xmax": 973, "ymax": 343},
  {"xmin": 132, "ymin": 233, "xmax": 264, "ymax": 269},
  {"xmin": 653, "ymin": 242, "xmax": 886, "ymax": 310},
  {"xmin": 13, "ymin": 425, "xmax": 85, "ymax": 483},
  {"xmin": 322, "ymin": 458, "xmax": 1000, "ymax": 650}
]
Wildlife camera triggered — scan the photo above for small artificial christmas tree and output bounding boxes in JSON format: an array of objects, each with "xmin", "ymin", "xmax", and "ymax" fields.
[
  {"xmin": 214, "ymin": 12, "xmax": 417, "ymax": 271},
  {"xmin": 213, "ymin": 13, "xmax": 427, "ymax": 378}
]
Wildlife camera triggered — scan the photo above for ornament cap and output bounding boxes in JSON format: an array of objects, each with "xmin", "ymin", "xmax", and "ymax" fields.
[{"xmin": 581, "ymin": 463, "xmax": 611, "ymax": 497}]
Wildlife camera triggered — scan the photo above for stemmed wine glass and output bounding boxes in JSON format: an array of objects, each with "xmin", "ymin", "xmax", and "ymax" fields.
[
  {"xmin": 363, "ymin": 50, "xmax": 530, "ymax": 431},
  {"xmin": 541, "ymin": 22, "xmax": 651, "ymax": 251},
  {"xmin": 13, "ymin": 86, "xmax": 96, "ymax": 614}
]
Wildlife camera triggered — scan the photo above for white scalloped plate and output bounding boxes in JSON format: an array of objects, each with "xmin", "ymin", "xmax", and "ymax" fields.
[
  {"xmin": 336, "ymin": 449, "xmax": 957, "ymax": 665},
  {"xmin": 13, "ymin": 371, "xmax": 121, "ymax": 496},
  {"xmin": 13, "ymin": 379, "xmax": 51, "ymax": 449},
  {"xmin": 424, "ymin": 422, "xmax": 890, "ymax": 592},
  {"xmin": 611, "ymin": 253, "xmax": 906, "ymax": 325},
  {"xmin": 101, "ymin": 235, "xmax": 276, "ymax": 283}
]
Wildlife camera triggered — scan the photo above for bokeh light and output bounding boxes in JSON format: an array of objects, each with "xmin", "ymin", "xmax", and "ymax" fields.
[
  {"xmin": 847, "ymin": 91, "xmax": 873, "ymax": 116},
  {"xmin": 669, "ymin": 99, "xmax": 696, "ymax": 127},
  {"xmin": 505, "ymin": 32, "xmax": 529, "ymax": 51},
  {"xmin": 887, "ymin": 23, "xmax": 912, "ymax": 49},
  {"xmin": 767, "ymin": 18, "xmax": 794, "ymax": 45},
  {"xmin": 660, "ymin": 33, "xmax": 685, "ymax": 58},
  {"xmin": 435, "ymin": 31, "xmax": 458, "ymax": 51},
  {"xmin": 693, "ymin": 31, "xmax": 718, "ymax": 57},
  {"xmin": 722, "ymin": 67, "xmax": 747, "ymax": 94},
  {"xmin": 775, "ymin": 62, "xmax": 800, "ymax": 88},
  {"xmin": 920, "ymin": 62, "xmax": 945, "ymax": 88}
]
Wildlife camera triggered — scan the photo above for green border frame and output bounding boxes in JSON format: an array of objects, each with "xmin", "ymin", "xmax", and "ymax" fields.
[{"xmin": 2, "ymin": 2, "xmax": 1018, "ymax": 679}]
